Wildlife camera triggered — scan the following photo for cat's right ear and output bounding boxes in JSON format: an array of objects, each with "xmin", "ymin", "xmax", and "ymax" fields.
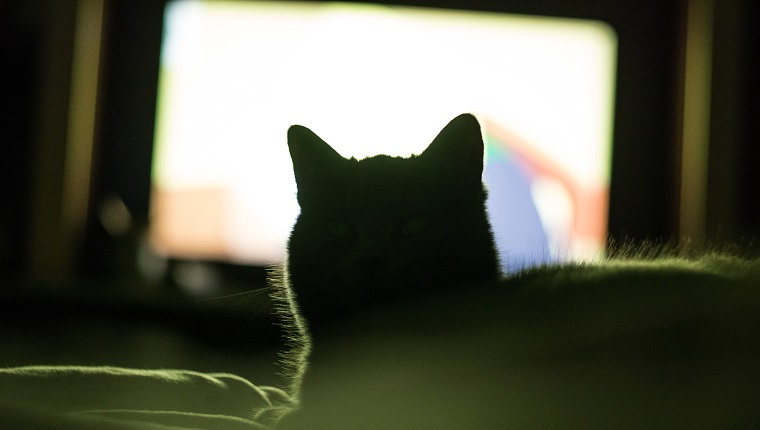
[{"xmin": 287, "ymin": 125, "xmax": 344, "ymax": 186}]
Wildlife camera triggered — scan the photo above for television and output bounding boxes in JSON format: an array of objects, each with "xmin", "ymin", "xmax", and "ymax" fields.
[
  {"xmin": 88, "ymin": 0, "xmax": 683, "ymax": 293},
  {"xmin": 149, "ymin": 0, "xmax": 616, "ymax": 272}
]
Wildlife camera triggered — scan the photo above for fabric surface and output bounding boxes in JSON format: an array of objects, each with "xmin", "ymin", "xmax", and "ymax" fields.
[{"xmin": 0, "ymin": 366, "xmax": 294, "ymax": 429}]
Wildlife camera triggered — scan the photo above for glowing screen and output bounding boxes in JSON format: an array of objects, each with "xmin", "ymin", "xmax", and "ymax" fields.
[{"xmin": 150, "ymin": 0, "xmax": 617, "ymax": 271}]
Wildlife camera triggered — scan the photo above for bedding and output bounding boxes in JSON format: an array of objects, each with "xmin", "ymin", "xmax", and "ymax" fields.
[{"xmin": 0, "ymin": 366, "xmax": 293, "ymax": 429}]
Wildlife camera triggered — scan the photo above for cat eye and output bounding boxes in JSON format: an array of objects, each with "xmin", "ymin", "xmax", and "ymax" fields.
[
  {"xmin": 326, "ymin": 221, "xmax": 354, "ymax": 238},
  {"xmin": 400, "ymin": 218, "xmax": 428, "ymax": 236}
]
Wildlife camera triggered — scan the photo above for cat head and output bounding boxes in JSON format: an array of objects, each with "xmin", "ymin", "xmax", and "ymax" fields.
[{"xmin": 285, "ymin": 114, "xmax": 500, "ymax": 327}]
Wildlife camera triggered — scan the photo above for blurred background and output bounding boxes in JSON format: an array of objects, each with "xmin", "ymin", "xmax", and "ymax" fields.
[{"xmin": 1, "ymin": 0, "xmax": 758, "ymax": 385}]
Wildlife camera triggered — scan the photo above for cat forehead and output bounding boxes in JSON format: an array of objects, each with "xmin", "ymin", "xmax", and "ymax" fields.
[
  {"xmin": 341, "ymin": 155, "xmax": 435, "ymax": 202},
  {"xmin": 354, "ymin": 152, "xmax": 434, "ymax": 169},
  {"xmin": 355, "ymin": 153, "xmax": 411, "ymax": 166},
  {"xmin": 349, "ymin": 153, "xmax": 432, "ymax": 183}
]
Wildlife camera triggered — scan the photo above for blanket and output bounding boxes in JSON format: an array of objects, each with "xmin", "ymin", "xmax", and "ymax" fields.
[{"xmin": 0, "ymin": 366, "xmax": 294, "ymax": 429}]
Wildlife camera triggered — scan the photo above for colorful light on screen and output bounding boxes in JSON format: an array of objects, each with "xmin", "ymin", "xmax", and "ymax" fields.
[{"xmin": 150, "ymin": 0, "xmax": 617, "ymax": 270}]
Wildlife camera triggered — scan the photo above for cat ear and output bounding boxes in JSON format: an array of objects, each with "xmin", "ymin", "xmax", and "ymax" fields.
[
  {"xmin": 420, "ymin": 113, "xmax": 485, "ymax": 177},
  {"xmin": 287, "ymin": 125, "xmax": 345, "ymax": 186}
]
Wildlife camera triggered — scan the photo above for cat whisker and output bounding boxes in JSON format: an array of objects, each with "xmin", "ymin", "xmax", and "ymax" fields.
[{"xmin": 193, "ymin": 287, "xmax": 271, "ymax": 303}]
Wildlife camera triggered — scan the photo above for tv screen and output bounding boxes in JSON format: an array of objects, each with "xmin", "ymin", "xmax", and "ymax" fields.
[{"xmin": 148, "ymin": 0, "xmax": 617, "ymax": 272}]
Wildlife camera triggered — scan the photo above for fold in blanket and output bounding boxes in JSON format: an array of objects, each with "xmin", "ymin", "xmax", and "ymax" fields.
[{"xmin": 0, "ymin": 366, "xmax": 294, "ymax": 429}]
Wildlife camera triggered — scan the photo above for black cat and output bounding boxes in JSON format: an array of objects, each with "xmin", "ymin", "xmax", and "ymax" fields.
[{"xmin": 285, "ymin": 113, "xmax": 499, "ymax": 329}]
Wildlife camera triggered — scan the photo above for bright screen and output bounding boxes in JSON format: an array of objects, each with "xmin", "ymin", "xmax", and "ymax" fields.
[{"xmin": 150, "ymin": 0, "xmax": 617, "ymax": 271}]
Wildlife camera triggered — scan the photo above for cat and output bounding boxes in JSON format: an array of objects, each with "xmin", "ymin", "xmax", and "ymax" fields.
[
  {"xmin": 270, "ymin": 114, "xmax": 760, "ymax": 429},
  {"xmin": 284, "ymin": 113, "xmax": 500, "ymax": 329}
]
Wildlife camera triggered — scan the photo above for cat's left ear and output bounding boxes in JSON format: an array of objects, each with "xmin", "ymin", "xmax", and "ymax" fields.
[
  {"xmin": 287, "ymin": 124, "xmax": 345, "ymax": 186},
  {"xmin": 420, "ymin": 113, "xmax": 485, "ymax": 177}
]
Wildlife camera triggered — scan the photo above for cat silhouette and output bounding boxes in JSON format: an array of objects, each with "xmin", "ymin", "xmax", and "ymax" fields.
[{"xmin": 284, "ymin": 113, "xmax": 500, "ymax": 329}]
